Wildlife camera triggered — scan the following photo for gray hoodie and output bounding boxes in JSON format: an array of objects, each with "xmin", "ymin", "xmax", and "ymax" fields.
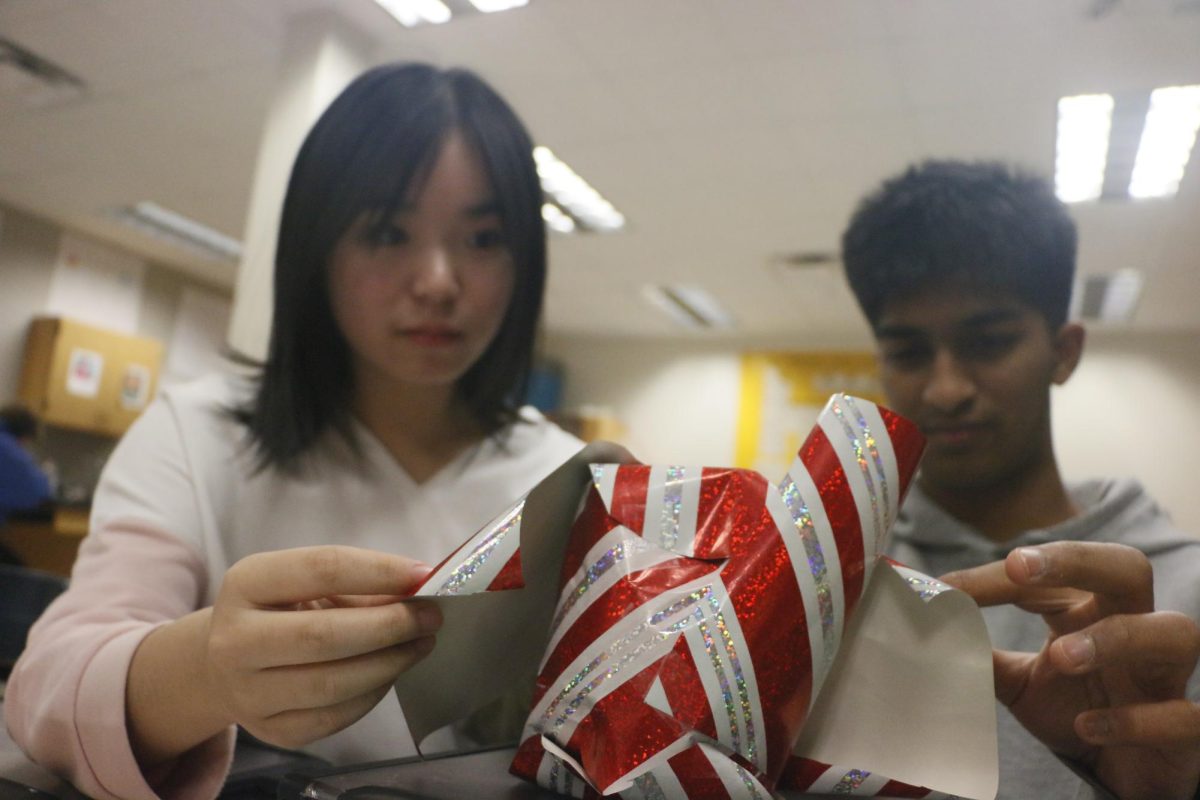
[{"xmin": 887, "ymin": 478, "xmax": 1200, "ymax": 800}]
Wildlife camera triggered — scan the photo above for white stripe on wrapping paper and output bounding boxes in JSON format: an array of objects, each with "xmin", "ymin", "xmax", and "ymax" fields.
[
  {"xmin": 644, "ymin": 675, "xmax": 672, "ymax": 716},
  {"xmin": 891, "ymin": 563, "xmax": 954, "ymax": 602},
  {"xmin": 419, "ymin": 498, "xmax": 525, "ymax": 596},
  {"xmin": 698, "ymin": 740, "xmax": 773, "ymax": 799},
  {"xmin": 817, "ymin": 395, "xmax": 894, "ymax": 573},
  {"xmin": 766, "ymin": 466, "xmax": 845, "ymax": 699},
  {"xmin": 681, "ymin": 580, "xmax": 767, "ymax": 770},
  {"xmin": 527, "ymin": 572, "xmax": 722, "ymax": 746},
  {"xmin": 644, "ymin": 465, "xmax": 702, "ymax": 555},
  {"xmin": 541, "ymin": 526, "xmax": 681, "ymax": 662},
  {"xmin": 591, "ymin": 463, "xmax": 617, "ymax": 509},
  {"xmin": 803, "ymin": 765, "xmax": 891, "ymax": 795}
]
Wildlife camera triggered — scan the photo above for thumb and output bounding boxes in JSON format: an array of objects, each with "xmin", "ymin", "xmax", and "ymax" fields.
[{"xmin": 993, "ymin": 649, "xmax": 1037, "ymax": 707}]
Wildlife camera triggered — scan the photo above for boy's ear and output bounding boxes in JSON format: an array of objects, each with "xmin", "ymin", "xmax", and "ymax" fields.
[{"xmin": 1051, "ymin": 322, "xmax": 1086, "ymax": 385}]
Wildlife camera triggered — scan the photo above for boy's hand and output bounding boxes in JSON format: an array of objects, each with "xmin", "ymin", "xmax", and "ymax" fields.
[
  {"xmin": 205, "ymin": 545, "xmax": 443, "ymax": 749},
  {"xmin": 942, "ymin": 541, "xmax": 1200, "ymax": 800}
]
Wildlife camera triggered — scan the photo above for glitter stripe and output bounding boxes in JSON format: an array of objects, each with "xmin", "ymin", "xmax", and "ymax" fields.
[
  {"xmin": 435, "ymin": 502, "xmax": 522, "ymax": 596},
  {"xmin": 660, "ymin": 466, "xmax": 685, "ymax": 549},
  {"xmin": 830, "ymin": 396, "xmax": 884, "ymax": 550},
  {"xmin": 895, "ymin": 565, "xmax": 953, "ymax": 601},
  {"xmin": 633, "ymin": 773, "xmax": 667, "ymax": 800},
  {"xmin": 831, "ymin": 768, "xmax": 871, "ymax": 794},
  {"xmin": 778, "ymin": 474, "xmax": 836, "ymax": 668},
  {"xmin": 548, "ymin": 756, "xmax": 560, "ymax": 791},
  {"xmin": 542, "ymin": 587, "xmax": 712, "ymax": 733},
  {"xmin": 733, "ymin": 762, "xmax": 768, "ymax": 799},
  {"xmin": 550, "ymin": 541, "xmax": 630, "ymax": 632},
  {"xmin": 709, "ymin": 595, "xmax": 759, "ymax": 766},
  {"xmin": 844, "ymin": 395, "xmax": 892, "ymax": 523},
  {"xmin": 694, "ymin": 605, "xmax": 742, "ymax": 757}
]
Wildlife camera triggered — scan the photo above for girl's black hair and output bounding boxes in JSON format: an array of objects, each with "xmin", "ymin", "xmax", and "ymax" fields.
[{"xmin": 233, "ymin": 63, "xmax": 546, "ymax": 471}]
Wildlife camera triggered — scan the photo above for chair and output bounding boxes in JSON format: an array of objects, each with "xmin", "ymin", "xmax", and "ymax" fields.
[{"xmin": 0, "ymin": 564, "xmax": 67, "ymax": 679}]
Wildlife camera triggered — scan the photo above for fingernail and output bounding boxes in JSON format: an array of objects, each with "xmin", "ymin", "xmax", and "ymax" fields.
[
  {"xmin": 1017, "ymin": 547, "xmax": 1046, "ymax": 580},
  {"xmin": 1060, "ymin": 633, "xmax": 1095, "ymax": 668},
  {"xmin": 411, "ymin": 562, "xmax": 434, "ymax": 580},
  {"xmin": 416, "ymin": 604, "xmax": 443, "ymax": 633},
  {"xmin": 1079, "ymin": 712, "xmax": 1111, "ymax": 741}
]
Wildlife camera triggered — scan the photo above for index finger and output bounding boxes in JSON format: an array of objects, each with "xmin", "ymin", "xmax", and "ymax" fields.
[
  {"xmin": 1005, "ymin": 542, "xmax": 1154, "ymax": 614},
  {"xmin": 940, "ymin": 559, "xmax": 1087, "ymax": 613},
  {"xmin": 227, "ymin": 546, "xmax": 433, "ymax": 607}
]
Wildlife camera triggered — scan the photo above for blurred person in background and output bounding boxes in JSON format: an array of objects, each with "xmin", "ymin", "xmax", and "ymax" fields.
[{"xmin": 842, "ymin": 159, "xmax": 1200, "ymax": 800}]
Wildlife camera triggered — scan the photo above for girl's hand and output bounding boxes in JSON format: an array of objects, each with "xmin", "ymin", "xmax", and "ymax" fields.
[{"xmin": 204, "ymin": 545, "xmax": 443, "ymax": 749}]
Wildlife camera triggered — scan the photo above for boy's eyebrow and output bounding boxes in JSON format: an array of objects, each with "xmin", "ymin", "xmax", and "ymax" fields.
[{"xmin": 875, "ymin": 308, "xmax": 1026, "ymax": 339}]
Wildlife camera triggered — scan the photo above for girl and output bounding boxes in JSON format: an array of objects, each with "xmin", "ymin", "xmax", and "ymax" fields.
[{"xmin": 5, "ymin": 63, "xmax": 584, "ymax": 800}]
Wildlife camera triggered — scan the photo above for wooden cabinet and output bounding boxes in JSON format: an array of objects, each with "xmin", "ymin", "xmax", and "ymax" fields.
[{"xmin": 17, "ymin": 316, "xmax": 163, "ymax": 437}]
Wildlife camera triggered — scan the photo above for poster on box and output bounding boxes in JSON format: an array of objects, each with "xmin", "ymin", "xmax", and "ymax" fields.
[
  {"xmin": 120, "ymin": 363, "xmax": 152, "ymax": 410},
  {"xmin": 65, "ymin": 348, "xmax": 104, "ymax": 398}
]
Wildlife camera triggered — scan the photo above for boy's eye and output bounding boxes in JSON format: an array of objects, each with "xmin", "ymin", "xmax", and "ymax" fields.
[
  {"xmin": 958, "ymin": 332, "xmax": 1020, "ymax": 361},
  {"xmin": 881, "ymin": 343, "xmax": 932, "ymax": 370}
]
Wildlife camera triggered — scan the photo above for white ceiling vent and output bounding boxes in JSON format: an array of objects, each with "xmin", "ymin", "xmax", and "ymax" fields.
[{"xmin": 0, "ymin": 38, "xmax": 85, "ymax": 109}]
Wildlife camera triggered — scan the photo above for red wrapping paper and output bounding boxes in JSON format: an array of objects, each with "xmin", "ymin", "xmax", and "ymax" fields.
[{"xmin": 398, "ymin": 394, "xmax": 997, "ymax": 799}]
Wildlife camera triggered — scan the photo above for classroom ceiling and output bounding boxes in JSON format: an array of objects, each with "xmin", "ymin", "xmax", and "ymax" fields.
[{"xmin": 1, "ymin": 0, "xmax": 1198, "ymax": 345}]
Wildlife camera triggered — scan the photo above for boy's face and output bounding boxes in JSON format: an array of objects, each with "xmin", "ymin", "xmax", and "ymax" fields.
[{"xmin": 872, "ymin": 284, "xmax": 1081, "ymax": 494}]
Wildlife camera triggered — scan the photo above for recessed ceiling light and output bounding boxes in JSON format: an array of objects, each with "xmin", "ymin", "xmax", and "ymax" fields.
[
  {"xmin": 373, "ymin": 0, "xmax": 452, "ymax": 27},
  {"xmin": 113, "ymin": 202, "xmax": 242, "ymax": 263},
  {"xmin": 1128, "ymin": 84, "xmax": 1200, "ymax": 199},
  {"xmin": 468, "ymin": 0, "xmax": 529, "ymax": 11},
  {"xmin": 642, "ymin": 284, "xmax": 735, "ymax": 330},
  {"xmin": 1055, "ymin": 94, "xmax": 1114, "ymax": 203},
  {"xmin": 541, "ymin": 203, "xmax": 575, "ymax": 234},
  {"xmin": 533, "ymin": 146, "xmax": 624, "ymax": 232}
]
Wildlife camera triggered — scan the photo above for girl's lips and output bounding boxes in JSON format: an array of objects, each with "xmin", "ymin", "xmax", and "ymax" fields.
[{"xmin": 401, "ymin": 328, "xmax": 462, "ymax": 346}]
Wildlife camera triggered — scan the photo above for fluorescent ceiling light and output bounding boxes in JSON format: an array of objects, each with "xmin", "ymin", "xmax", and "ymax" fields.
[
  {"xmin": 1055, "ymin": 94, "xmax": 1114, "ymax": 203},
  {"xmin": 1128, "ymin": 85, "xmax": 1200, "ymax": 199},
  {"xmin": 113, "ymin": 202, "xmax": 243, "ymax": 263},
  {"xmin": 469, "ymin": 0, "xmax": 529, "ymax": 11},
  {"xmin": 533, "ymin": 146, "xmax": 624, "ymax": 232},
  {"xmin": 373, "ymin": 0, "xmax": 452, "ymax": 27},
  {"xmin": 642, "ymin": 284, "xmax": 735, "ymax": 330},
  {"xmin": 541, "ymin": 203, "xmax": 575, "ymax": 234},
  {"xmin": 1078, "ymin": 269, "xmax": 1144, "ymax": 322}
]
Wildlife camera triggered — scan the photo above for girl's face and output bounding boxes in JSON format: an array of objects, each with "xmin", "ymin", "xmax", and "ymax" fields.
[{"xmin": 328, "ymin": 131, "xmax": 516, "ymax": 399}]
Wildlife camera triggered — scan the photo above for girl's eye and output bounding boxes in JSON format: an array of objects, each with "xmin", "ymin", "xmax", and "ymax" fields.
[
  {"xmin": 364, "ymin": 224, "xmax": 408, "ymax": 247},
  {"xmin": 468, "ymin": 228, "xmax": 506, "ymax": 250}
]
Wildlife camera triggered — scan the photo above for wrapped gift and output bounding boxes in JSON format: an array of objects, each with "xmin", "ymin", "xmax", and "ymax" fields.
[{"xmin": 395, "ymin": 395, "xmax": 997, "ymax": 799}]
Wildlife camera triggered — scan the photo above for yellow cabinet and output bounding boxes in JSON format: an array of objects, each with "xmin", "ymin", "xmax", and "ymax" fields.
[{"xmin": 17, "ymin": 316, "xmax": 164, "ymax": 437}]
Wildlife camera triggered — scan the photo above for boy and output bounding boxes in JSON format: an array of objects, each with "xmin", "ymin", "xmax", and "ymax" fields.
[{"xmin": 841, "ymin": 161, "xmax": 1200, "ymax": 800}]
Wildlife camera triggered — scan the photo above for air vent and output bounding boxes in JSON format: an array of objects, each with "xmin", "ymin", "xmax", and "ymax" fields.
[
  {"xmin": 773, "ymin": 251, "xmax": 840, "ymax": 269},
  {"xmin": 0, "ymin": 38, "xmax": 85, "ymax": 108}
]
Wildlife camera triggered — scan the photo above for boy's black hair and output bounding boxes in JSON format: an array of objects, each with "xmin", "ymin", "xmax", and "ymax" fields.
[
  {"xmin": 233, "ymin": 63, "xmax": 546, "ymax": 471},
  {"xmin": 841, "ymin": 160, "xmax": 1077, "ymax": 329}
]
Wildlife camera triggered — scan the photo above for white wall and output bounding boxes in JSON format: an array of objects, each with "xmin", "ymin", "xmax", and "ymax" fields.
[
  {"xmin": 1054, "ymin": 331, "xmax": 1200, "ymax": 536},
  {"xmin": 545, "ymin": 331, "xmax": 1200, "ymax": 535},
  {"xmin": 0, "ymin": 202, "xmax": 233, "ymax": 403}
]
